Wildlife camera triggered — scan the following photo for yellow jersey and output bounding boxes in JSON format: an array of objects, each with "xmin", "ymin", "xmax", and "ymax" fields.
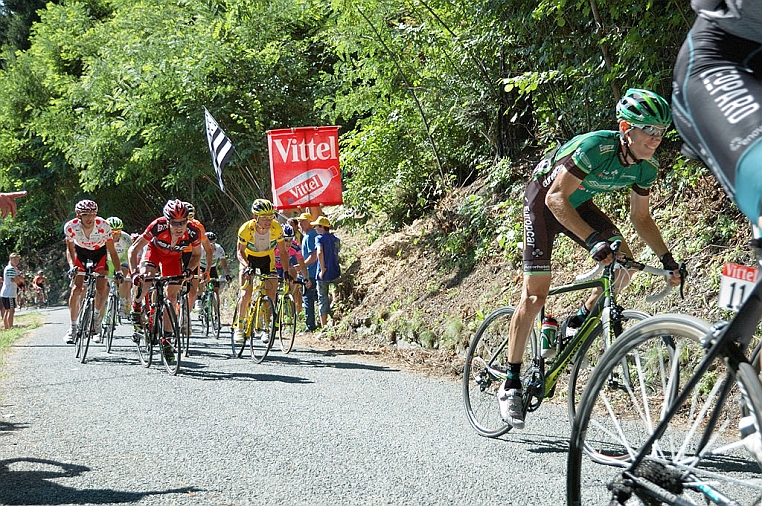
[{"xmin": 238, "ymin": 219, "xmax": 284, "ymax": 257}]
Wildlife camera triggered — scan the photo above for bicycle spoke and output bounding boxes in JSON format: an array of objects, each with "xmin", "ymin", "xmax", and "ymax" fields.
[{"xmin": 568, "ymin": 314, "xmax": 762, "ymax": 505}]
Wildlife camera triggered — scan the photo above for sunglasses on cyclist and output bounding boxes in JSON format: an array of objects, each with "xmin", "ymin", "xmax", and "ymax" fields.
[
  {"xmin": 636, "ymin": 124, "xmax": 668, "ymax": 137},
  {"xmin": 169, "ymin": 220, "xmax": 188, "ymax": 227},
  {"xmin": 258, "ymin": 214, "xmax": 275, "ymax": 220}
]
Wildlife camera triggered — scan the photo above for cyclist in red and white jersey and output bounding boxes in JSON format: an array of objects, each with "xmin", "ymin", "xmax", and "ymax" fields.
[{"xmin": 63, "ymin": 200, "xmax": 122, "ymax": 344}]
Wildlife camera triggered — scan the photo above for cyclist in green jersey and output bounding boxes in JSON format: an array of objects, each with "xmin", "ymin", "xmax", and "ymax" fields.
[{"xmin": 498, "ymin": 89, "xmax": 683, "ymax": 429}]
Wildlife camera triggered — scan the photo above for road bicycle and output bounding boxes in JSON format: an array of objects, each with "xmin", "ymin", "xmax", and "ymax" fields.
[
  {"xmin": 100, "ymin": 276, "xmax": 121, "ymax": 354},
  {"xmin": 567, "ymin": 231, "xmax": 762, "ymax": 505},
  {"xmin": 275, "ymin": 276, "xmax": 304, "ymax": 354},
  {"xmin": 198, "ymin": 277, "xmax": 223, "ymax": 339},
  {"xmin": 32, "ymin": 285, "xmax": 47, "ymax": 307},
  {"xmin": 463, "ymin": 242, "xmax": 681, "ymax": 437},
  {"xmin": 133, "ymin": 274, "xmax": 185, "ymax": 375},
  {"xmin": 230, "ymin": 269, "xmax": 278, "ymax": 363},
  {"xmin": 72, "ymin": 260, "xmax": 107, "ymax": 364}
]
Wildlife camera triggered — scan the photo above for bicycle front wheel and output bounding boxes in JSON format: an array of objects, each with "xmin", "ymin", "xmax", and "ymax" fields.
[
  {"xmin": 278, "ymin": 294, "xmax": 296, "ymax": 353},
  {"xmin": 158, "ymin": 300, "xmax": 181, "ymax": 375},
  {"xmin": 566, "ymin": 309, "xmax": 650, "ymax": 422},
  {"xmin": 568, "ymin": 314, "xmax": 762, "ymax": 505},
  {"xmin": 462, "ymin": 306, "xmax": 530, "ymax": 438},
  {"xmin": 77, "ymin": 299, "xmax": 95, "ymax": 363},
  {"xmin": 230, "ymin": 302, "xmax": 247, "ymax": 357},
  {"xmin": 249, "ymin": 296, "xmax": 275, "ymax": 363}
]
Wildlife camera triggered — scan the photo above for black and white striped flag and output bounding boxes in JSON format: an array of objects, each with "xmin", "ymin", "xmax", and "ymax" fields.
[{"xmin": 204, "ymin": 107, "xmax": 234, "ymax": 192}]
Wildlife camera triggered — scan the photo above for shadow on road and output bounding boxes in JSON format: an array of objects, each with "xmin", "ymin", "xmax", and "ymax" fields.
[
  {"xmin": 0, "ymin": 419, "xmax": 29, "ymax": 434},
  {"xmin": 0, "ymin": 457, "xmax": 202, "ymax": 505}
]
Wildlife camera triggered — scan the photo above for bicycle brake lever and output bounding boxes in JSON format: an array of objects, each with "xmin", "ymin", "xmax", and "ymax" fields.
[{"xmin": 678, "ymin": 262, "xmax": 688, "ymax": 299}]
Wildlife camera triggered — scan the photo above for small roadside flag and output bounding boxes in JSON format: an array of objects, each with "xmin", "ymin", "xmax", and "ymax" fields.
[{"xmin": 204, "ymin": 107, "xmax": 234, "ymax": 192}]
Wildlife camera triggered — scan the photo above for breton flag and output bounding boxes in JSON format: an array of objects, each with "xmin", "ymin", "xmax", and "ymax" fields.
[{"xmin": 204, "ymin": 107, "xmax": 234, "ymax": 192}]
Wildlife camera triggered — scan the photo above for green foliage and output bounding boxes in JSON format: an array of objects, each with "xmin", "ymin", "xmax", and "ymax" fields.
[{"xmin": 0, "ymin": 0, "xmax": 697, "ymax": 265}]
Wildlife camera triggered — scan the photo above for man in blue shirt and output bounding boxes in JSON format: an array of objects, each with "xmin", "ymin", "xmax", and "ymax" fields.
[
  {"xmin": 298, "ymin": 212, "xmax": 319, "ymax": 332},
  {"xmin": 312, "ymin": 216, "xmax": 341, "ymax": 328}
]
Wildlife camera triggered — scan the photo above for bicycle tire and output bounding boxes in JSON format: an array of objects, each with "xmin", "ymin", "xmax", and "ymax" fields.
[
  {"xmin": 230, "ymin": 302, "xmax": 247, "ymax": 357},
  {"xmin": 279, "ymin": 294, "xmax": 296, "ymax": 353},
  {"xmin": 211, "ymin": 291, "xmax": 221, "ymax": 339},
  {"xmin": 200, "ymin": 292, "xmax": 210, "ymax": 336},
  {"xmin": 567, "ymin": 314, "xmax": 762, "ymax": 505},
  {"xmin": 77, "ymin": 299, "xmax": 94, "ymax": 363},
  {"xmin": 179, "ymin": 295, "xmax": 191, "ymax": 358},
  {"xmin": 249, "ymin": 295, "xmax": 275, "ymax": 363},
  {"xmin": 462, "ymin": 306, "xmax": 527, "ymax": 438},
  {"xmin": 159, "ymin": 299, "xmax": 182, "ymax": 375},
  {"xmin": 566, "ymin": 309, "xmax": 650, "ymax": 422},
  {"xmin": 103, "ymin": 293, "xmax": 118, "ymax": 353},
  {"xmin": 135, "ymin": 305, "xmax": 153, "ymax": 368}
]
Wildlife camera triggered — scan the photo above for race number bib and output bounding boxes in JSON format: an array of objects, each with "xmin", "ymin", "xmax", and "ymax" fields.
[{"xmin": 718, "ymin": 263, "xmax": 759, "ymax": 312}]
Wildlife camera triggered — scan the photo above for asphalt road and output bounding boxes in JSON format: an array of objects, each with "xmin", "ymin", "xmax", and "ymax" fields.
[{"xmin": 1, "ymin": 306, "xmax": 573, "ymax": 505}]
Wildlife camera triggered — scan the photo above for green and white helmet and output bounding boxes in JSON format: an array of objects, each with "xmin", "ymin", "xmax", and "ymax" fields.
[
  {"xmin": 106, "ymin": 216, "xmax": 123, "ymax": 230},
  {"xmin": 616, "ymin": 88, "xmax": 672, "ymax": 127}
]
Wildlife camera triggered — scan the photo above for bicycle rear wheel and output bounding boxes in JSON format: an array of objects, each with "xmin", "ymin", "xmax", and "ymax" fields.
[
  {"xmin": 249, "ymin": 296, "xmax": 275, "ymax": 363},
  {"xmin": 462, "ymin": 306, "xmax": 533, "ymax": 438},
  {"xmin": 278, "ymin": 293, "xmax": 296, "ymax": 353},
  {"xmin": 179, "ymin": 295, "xmax": 191, "ymax": 358},
  {"xmin": 211, "ymin": 291, "xmax": 221, "ymax": 339},
  {"xmin": 566, "ymin": 309, "xmax": 650, "ymax": 422},
  {"xmin": 159, "ymin": 300, "xmax": 181, "ymax": 375},
  {"xmin": 103, "ymin": 293, "xmax": 118, "ymax": 353},
  {"xmin": 568, "ymin": 314, "xmax": 762, "ymax": 505},
  {"xmin": 135, "ymin": 305, "xmax": 153, "ymax": 368}
]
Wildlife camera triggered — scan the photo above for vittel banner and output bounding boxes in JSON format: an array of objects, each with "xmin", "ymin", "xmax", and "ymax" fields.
[{"xmin": 267, "ymin": 126, "xmax": 343, "ymax": 210}]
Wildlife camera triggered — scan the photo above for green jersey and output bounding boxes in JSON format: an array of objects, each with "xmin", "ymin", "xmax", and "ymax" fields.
[{"xmin": 534, "ymin": 130, "xmax": 659, "ymax": 208}]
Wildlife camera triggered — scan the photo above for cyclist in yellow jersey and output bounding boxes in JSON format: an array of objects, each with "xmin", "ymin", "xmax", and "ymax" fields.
[
  {"xmin": 234, "ymin": 198, "xmax": 291, "ymax": 343},
  {"xmin": 180, "ymin": 202, "xmax": 214, "ymax": 310}
]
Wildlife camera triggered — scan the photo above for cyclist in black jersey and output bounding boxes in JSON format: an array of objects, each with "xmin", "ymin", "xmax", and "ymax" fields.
[
  {"xmin": 498, "ymin": 89, "xmax": 683, "ymax": 429},
  {"xmin": 672, "ymin": 0, "xmax": 762, "ymax": 225}
]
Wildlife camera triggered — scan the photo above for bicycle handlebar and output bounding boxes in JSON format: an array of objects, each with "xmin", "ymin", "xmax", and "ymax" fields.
[{"xmin": 574, "ymin": 242, "xmax": 687, "ymax": 302}]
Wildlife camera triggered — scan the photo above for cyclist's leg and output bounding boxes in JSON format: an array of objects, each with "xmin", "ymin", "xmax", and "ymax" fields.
[{"xmin": 673, "ymin": 17, "xmax": 762, "ymax": 224}]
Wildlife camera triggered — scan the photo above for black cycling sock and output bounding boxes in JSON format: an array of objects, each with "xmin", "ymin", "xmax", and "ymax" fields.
[
  {"xmin": 505, "ymin": 362, "xmax": 522, "ymax": 389},
  {"xmin": 569, "ymin": 304, "xmax": 590, "ymax": 329}
]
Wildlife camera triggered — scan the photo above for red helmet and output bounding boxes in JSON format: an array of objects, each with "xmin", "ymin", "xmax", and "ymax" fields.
[
  {"xmin": 74, "ymin": 199, "xmax": 98, "ymax": 215},
  {"xmin": 163, "ymin": 199, "xmax": 189, "ymax": 221}
]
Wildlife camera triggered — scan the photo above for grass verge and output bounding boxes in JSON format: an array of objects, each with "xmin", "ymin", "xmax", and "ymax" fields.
[{"xmin": 0, "ymin": 313, "xmax": 43, "ymax": 371}]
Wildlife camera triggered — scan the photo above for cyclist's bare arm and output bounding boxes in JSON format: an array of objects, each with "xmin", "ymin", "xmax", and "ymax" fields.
[
  {"xmin": 128, "ymin": 235, "xmax": 148, "ymax": 274},
  {"xmin": 546, "ymin": 168, "xmax": 598, "ymax": 246},
  {"xmin": 629, "ymin": 191, "xmax": 681, "ymax": 287}
]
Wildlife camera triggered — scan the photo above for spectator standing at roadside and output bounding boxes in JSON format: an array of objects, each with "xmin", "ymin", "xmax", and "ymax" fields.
[
  {"xmin": 312, "ymin": 216, "xmax": 341, "ymax": 328},
  {"xmin": 1, "ymin": 253, "xmax": 22, "ymax": 329},
  {"xmin": 298, "ymin": 212, "xmax": 319, "ymax": 332}
]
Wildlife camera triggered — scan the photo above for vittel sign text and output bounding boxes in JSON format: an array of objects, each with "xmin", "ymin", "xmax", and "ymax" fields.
[{"xmin": 267, "ymin": 126, "xmax": 344, "ymax": 210}]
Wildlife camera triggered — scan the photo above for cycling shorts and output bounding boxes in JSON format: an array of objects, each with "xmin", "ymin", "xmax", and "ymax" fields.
[
  {"xmin": 181, "ymin": 251, "xmax": 200, "ymax": 274},
  {"xmin": 522, "ymin": 178, "xmax": 623, "ymax": 274},
  {"xmin": 141, "ymin": 245, "xmax": 183, "ymax": 277},
  {"xmin": 672, "ymin": 16, "xmax": 762, "ymax": 221},
  {"xmin": 73, "ymin": 245, "xmax": 108, "ymax": 273},
  {"xmin": 246, "ymin": 254, "xmax": 275, "ymax": 275}
]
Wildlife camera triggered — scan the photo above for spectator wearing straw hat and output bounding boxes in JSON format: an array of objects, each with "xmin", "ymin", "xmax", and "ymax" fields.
[{"xmin": 311, "ymin": 216, "xmax": 341, "ymax": 328}]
